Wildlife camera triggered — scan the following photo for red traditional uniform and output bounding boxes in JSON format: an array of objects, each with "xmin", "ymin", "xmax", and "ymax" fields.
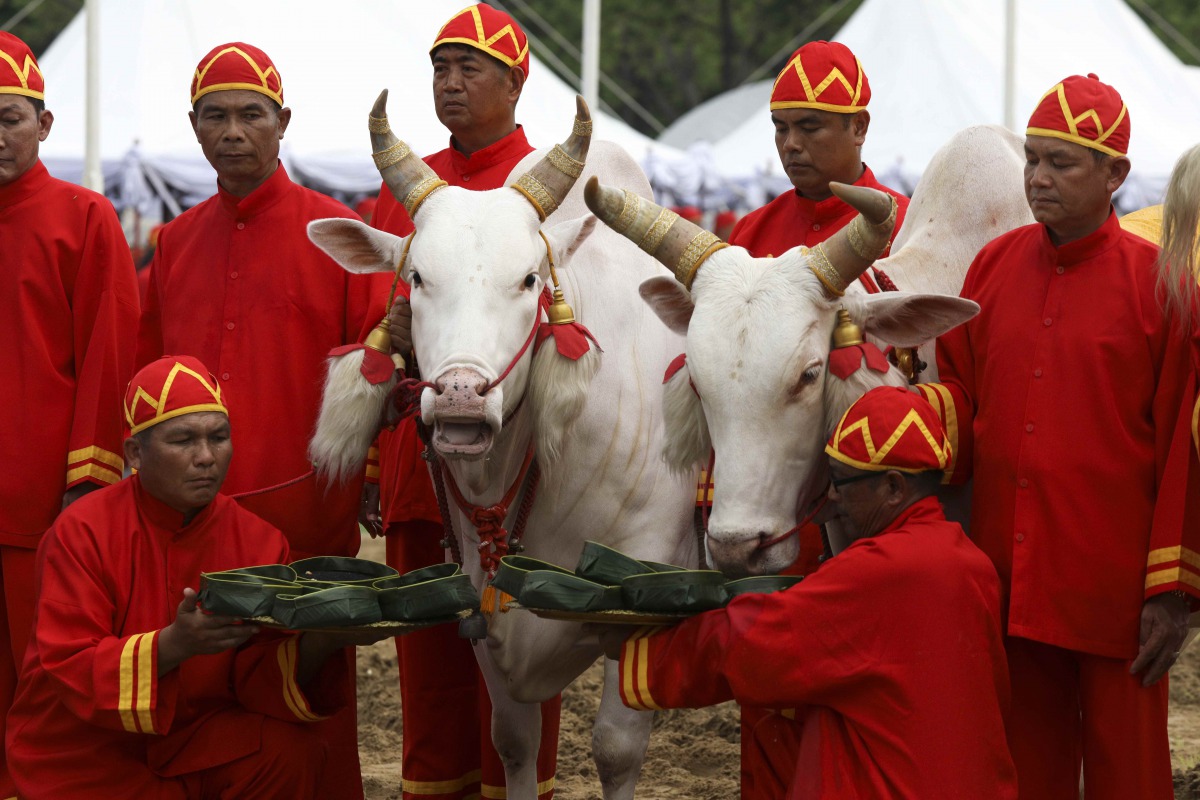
[
  {"xmin": 717, "ymin": 42, "xmax": 908, "ymax": 795},
  {"xmin": 922, "ymin": 75, "xmax": 1196, "ymax": 798},
  {"xmin": 135, "ymin": 44, "xmax": 373, "ymax": 798},
  {"xmin": 366, "ymin": 7, "xmax": 558, "ymax": 799},
  {"xmin": 619, "ymin": 388, "xmax": 1015, "ymax": 799},
  {"xmin": 0, "ymin": 31, "xmax": 139, "ymax": 798},
  {"xmin": 7, "ymin": 357, "xmax": 347, "ymax": 799}
]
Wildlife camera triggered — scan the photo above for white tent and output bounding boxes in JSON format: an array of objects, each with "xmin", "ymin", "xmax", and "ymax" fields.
[
  {"xmin": 689, "ymin": 0, "xmax": 1200, "ymax": 210},
  {"xmin": 36, "ymin": 0, "xmax": 687, "ymax": 211}
]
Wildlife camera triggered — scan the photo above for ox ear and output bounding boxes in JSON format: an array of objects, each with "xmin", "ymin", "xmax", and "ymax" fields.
[
  {"xmin": 307, "ymin": 218, "xmax": 409, "ymax": 275},
  {"xmin": 541, "ymin": 215, "xmax": 598, "ymax": 277},
  {"xmin": 639, "ymin": 276, "xmax": 694, "ymax": 335},
  {"xmin": 857, "ymin": 292, "xmax": 980, "ymax": 347}
]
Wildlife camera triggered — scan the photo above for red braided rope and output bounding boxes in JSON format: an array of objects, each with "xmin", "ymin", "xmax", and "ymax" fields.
[
  {"xmin": 441, "ymin": 445, "xmax": 537, "ymax": 577},
  {"xmin": 871, "ymin": 266, "xmax": 899, "ymax": 292},
  {"xmin": 229, "ymin": 470, "xmax": 314, "ymax": 499}
]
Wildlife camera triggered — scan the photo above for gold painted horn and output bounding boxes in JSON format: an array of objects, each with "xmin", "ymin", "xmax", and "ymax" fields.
[
  {"xmin": 510, "ymin": 95, "xmax": 593, "ymax": 221},
  {"xmin": 807, "ymin": 183, "xmax": 898, "ymax": 298},
  {"xmin": 583, "ymin": 176, "xmax": 727, "ymax": 290},
  {"xmin": 369, "ymin": 89, "xmax": 447, "ymax": 219}
]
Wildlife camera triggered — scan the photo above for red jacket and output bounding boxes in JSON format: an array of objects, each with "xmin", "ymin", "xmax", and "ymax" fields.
[
  {"xmin": 370, "ymin": 127, "xmax": 536, "ymax": 525},
  {"xmin": 136, "ymin": 163, "xmax": 376, "ymax": 559},
  {"xmin": 6, "ymin": 477, "xmax": 347, "ymax": 798},
  {"xmin": 0, "ymin": 160, "xmax": 139, "ymax": 545},
  {"xmin": 620, "ymin": 497, "xmax": 1016, "ymax": 799},
  {"xmin": 924, "ymin": 211, "xmax": 1199, "ymax": 657}
]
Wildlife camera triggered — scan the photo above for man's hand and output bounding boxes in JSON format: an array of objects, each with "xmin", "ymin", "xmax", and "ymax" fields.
[
  {"xmin": 387, "ymin": 297, "xmax": 413, "ymax": 355},
  {"xmin": 157, "ymin": 588, "xmax": 259, "ymax": 676},
  {"xmin": 1130, "ymin": 592, "xmax": 1190, "ymax": 687},
  {"xmin": 61, "ymin": 482, "xmax": 103, "ymax": 511},
  {"xmin": 360, "ymin": 482, "xmax": 383, "ymax": 538}
]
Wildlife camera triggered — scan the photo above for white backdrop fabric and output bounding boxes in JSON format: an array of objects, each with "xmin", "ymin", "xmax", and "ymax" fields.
[
  {"xmin": 684, "ymin": 0, "xmax": 1200, "ymax": 210},
  {"xmin": 35, "ymin": 0, "xmax": 688, "ymax": 210}
]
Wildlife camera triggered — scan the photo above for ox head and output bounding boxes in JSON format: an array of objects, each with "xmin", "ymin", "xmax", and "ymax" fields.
[
  {"xmin": 308, "ymin": 91, "xmax": 597, "ymax": 476},
  {"xmin": 585, "ymin": 178, "xmax": 979, "ymax": 575}
]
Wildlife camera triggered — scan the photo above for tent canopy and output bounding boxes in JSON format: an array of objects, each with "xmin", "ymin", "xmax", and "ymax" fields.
[
  {"xmin": 684, "ymin": 0, "xmax": 1200, "ymax": 210},
  {"xmin": 36, "ymin": 0, "xmax": 686, "ymax": 206}
]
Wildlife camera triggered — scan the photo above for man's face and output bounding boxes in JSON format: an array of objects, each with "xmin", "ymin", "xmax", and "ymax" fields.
[
  {"xmin": 189, "ymin": 90, "xmax": 289, "ymax": 195},
  {"xmin": 1023, "ymin": 135, "xmax": 1128, "ymax": 243},
  {"xmin": 0, "ymin": 96, "xmax": 52, "ymax": 185},
  {"xmin": 772, "ymin": 107, "xmax": 867, "ymax": 200},
  {"xmin": 432, "ymin": 44, "xmax": 521, "ymax": 143},
  {"xmin": 125, "ymin": 412, "xmax": 232, "ymax": 515},
  {"xmin": 825, "ymin": 461, "xmax": 894, "ymax": 547}
]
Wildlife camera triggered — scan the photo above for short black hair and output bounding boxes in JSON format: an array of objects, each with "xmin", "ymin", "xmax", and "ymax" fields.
[
  {"xmin": 1090, "ymin": 148, "xmax": 1110, "ymax": 165},
  {"xmin": 26, "ymin": 96, "xmax": 44, "ymax": 113},
  {"xmin": 909, "ymin": 470, "xmax": 945, "ymax": 497}
]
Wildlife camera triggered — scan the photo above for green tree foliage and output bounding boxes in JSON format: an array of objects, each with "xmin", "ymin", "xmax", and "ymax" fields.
[{"xmin": 1, "ymin": 0, "xmax": 82, "ymax": 55}]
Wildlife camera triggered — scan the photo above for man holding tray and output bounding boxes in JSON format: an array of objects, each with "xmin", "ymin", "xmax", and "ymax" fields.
[
  {"xmin": 601, "ymin": 387, "xmax": 1016, "ymax": 798},
  {"xmin": 6, "ymin": 356, "xmax": 382, "ymax": 799}
]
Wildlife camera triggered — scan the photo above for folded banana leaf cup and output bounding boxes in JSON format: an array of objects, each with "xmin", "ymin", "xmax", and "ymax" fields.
[
  {"xmin": 490, "ymin": 556, "xmax": 572, "ymax": 598},
  {"xmin": 271, "ymin": 584, "xmax": 382, "ymax": 629},
  {"xmin": 574, "ymin": 541, "xmax": 650, "ymax": 586},
  {"xmin": 621, "ymin": 570, "xmax": 729, "ymax": 613},
  {"xmin": 518, "ymin": 571, "xmax": 624, "ymax": 612},
  {"xmin": 373, "ymin": 563, "xmax": 462, "ymax": 590},
  {"xmin": 724, "ymin": 575, "xmax": 804, "ymax": 598},
  {"xmin": 378, "ymin": 573, "xmax": 479, "ymax": 621},
  {"xmin": 198, "ymin": 565, "xmax": 300, "ymax": 617},
  {"xmin": 290, "ymin": 556, "xmax": 399, "ymax": 588}
]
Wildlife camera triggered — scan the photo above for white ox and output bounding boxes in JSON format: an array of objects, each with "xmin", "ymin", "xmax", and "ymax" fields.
[
  {"xmin": 585, "ymin": 124, "xmax": 1033, "ymax": 576},
  {"xmin": 307, "ymin": 95, "xmax": 694, "ymax": 799}
]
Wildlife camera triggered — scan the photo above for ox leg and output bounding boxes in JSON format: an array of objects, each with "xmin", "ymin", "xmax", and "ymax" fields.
[
  {"xmin": 592, "ymin": 658, "xmax": 654, "ymax": 800},
  {"xmin": 477, "ymin": 652, "xmax": 543, "ymax": 800}
]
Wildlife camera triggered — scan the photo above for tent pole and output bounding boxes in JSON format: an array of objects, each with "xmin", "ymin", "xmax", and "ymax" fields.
[
  {"xmin": 1003, "ymin": 0, "xmax": 1017, "ymax": 130},
  {"xmin": 581, "ymin": 0, "xmax": 600, "ymax": 113},
  {"xmin": 82, "ymin": 0, "xmax": 102, "ymax": 192}
]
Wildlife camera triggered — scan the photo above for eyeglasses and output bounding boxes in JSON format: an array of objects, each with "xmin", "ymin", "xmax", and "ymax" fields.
[{"xmin": 829, "ymin": 471, "xmax": 886, "ymax": 489}]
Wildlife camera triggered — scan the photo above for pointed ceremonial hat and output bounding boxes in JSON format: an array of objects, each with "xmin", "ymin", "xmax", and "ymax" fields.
[
  {"xmin": 0, "ymin": 32, "xmax": 44, "ymax": 101},
  {"xmin": 771, "ymin": 40, "xmax": 869, "ymax": 113},
  {"xmin": 826, "ymin": 386, "xmax": 951, "ymax": 474},
  {"xmin": 125, "ymin": 356, "xmax": 228, "ymax": 435},
  {"xmin": 191, "ymin": 42, "xmax": 283, "ymax": 106},
  {"xmin": 431, "ymin": 3, "xmax": 530, "ymax": 77},
  {"xmin": 1027, "ymin": 73, "xmax": 1129, "ymax": 157}
]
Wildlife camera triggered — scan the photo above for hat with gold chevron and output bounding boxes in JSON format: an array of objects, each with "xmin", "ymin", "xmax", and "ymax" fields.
[
  {"xmin": 770, "ymin": 41, "xmax": 869, "ymax": 113},
  {"xmin": 0, "ymin": 32, "xmax": 44, "ymax": 101},
  {"xmin": 1027, "ymin": 73, "xmax": 1129, "ymax": 157},
  {"xmin": 191, "ymin": 42, "xmax": 283, "ymax": 106},
  {"xmin": 826, "ymin": 386, "xmax": 951, "ymax": 474},
  {"xmin": 125, "ymin": 356, "xmax": 228, "ymax": 435},
  {"xmin": 431, "ymin": 3, "xmax": 530, "ymax": 78}
]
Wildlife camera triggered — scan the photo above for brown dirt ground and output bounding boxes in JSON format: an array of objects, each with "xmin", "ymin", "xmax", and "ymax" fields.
[{"xmin": 354, "ymin": 534, "xmax": 1200, "ymax": 798}]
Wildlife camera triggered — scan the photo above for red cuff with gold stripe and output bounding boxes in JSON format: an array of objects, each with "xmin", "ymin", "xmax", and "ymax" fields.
[
  {"xmin": 431, "ymin": 3, "xmax": 530, "ymax": 77},
  {"xmin": 119, "ymin": 631, "xmax": 160, "ymax": 734},
  {"xmin": 67, "ymin": 446, "xmax": 123, "ymax": 488},
  {"xmin": 619, "ymin": 627, "xmax": 665, "ymax": 712},
  {"xmin": 275, "ymin": 637, "xmax": 327, "ymax": 722}
]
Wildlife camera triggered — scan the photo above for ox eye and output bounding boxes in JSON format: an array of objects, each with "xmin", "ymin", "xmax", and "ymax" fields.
[
  {"xmin": 523, "ymin": 274, "xmax": 537, "ymax": 289},
  {"xmin": 411, "ymin": 271, "xmax": 423, "ymax": 288},
  {"xmin": 790, "ymin": 364, "xmax": 822, "ymax": 396}
]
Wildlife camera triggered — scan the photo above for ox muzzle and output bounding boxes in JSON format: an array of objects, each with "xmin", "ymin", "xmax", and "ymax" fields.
[{"xmin": 422, "ymin": 366, "xmax": 505, "ymax": 459}]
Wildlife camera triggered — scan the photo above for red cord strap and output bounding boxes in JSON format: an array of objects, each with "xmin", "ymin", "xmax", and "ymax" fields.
[{"xmin": 441, "ymin": 445, "xmax": 538, "ymax": 577}]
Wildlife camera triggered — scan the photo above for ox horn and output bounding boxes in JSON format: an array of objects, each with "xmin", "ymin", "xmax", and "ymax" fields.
[
  {"xmin": 510, "ymin": 95, "xmax": 593, "ymax": 221},
  {"xmin": 369, "ymin": 89, "xmax": 447, "ymax": 219},
  {"xmin": 808, "ymin": 183, "xmax": 898, "ymax": 298},
  {"xmin": 584, "ymin": 176, "xmax": 727, "ymax": 290}
]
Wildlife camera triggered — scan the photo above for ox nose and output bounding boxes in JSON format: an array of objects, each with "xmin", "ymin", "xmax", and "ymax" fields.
[{"xmin": 434, "ymin": 368, "xmax": 489, "ymax": 415}]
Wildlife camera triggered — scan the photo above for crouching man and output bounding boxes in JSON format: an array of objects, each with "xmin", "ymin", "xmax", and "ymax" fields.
[
  {"xmin": 6, "ymin": 356, "xmax": 384, "ymax": 799},
  {"xmin": 601, "ymin": 387, "xmax": 1018, "ymax": 798}
]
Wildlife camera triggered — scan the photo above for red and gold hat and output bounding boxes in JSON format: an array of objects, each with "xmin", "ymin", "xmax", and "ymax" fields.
[
  {"xmin": 125, "ymin": 356, "xmax": 228, "ymax": 435},
  {"xmin": 826, "ymin": 386, "xmax": 951, "ymax": 474},
  {"xmin": 1026, "ymin": 73, "xmax": 1129, "ymax": 157},
  {"xmin": 191, "ymin": 42, "xmax": 283, "ymax": 107},
  {"xmin": 0, "ymin": 32, "xmax": 44, "ymax": 101},
  {"xmin": 431, "ymin": 3, "xmax": 530, "ymax": 78},
  {"xmin": 770, "ymin": 41, "xmax": 869, "ymax": 113}
]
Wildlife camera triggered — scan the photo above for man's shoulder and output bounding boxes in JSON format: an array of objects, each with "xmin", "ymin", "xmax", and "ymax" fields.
[
  {"xmin": 26, "ymin": 173, "xmax": 119, "ymax": 222},
  {"xmin": 973, "ymin": 222, "xmax": 1043, "ymax": 262},
  {"xmin": 48, "ymin": 480, "xmax": 135, "ymax": 543},
  {"xmin": 287, "ymin": 181, "xmax": 356, "ymax": 221}
]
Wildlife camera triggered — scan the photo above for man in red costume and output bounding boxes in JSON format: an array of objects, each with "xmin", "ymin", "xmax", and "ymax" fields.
[
  {"xmin": 603, "ymin": 387, "xmax": 1017, "ymax": 799},
  {"xmin": 920, "ymin": 74, "xmax": 1198, "ymax": 798},
  {"xmin": 134, "ymin": 42, "xmax": 375, "ymax": 797},
  {"xmin": 6, "ymin": 356, "xmax": 373, "ymax": 799},
  {"xmin": 0, "ymin": 31, "xmax": 139, "ymax": 796},
  {"xmin": 363, "ymin": 6, "xmax": 559, "ymax": 798},
  {"xmin": 714, "ymin": 40, "xmax": 912, "ymax": 796}
]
